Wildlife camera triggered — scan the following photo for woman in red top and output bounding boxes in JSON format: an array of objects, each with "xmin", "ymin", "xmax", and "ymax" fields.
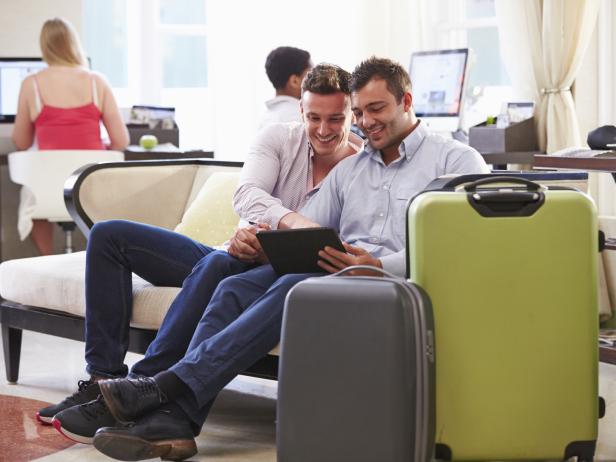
[{"xmin": 12, "ymin": 17, "xmax": 129, "ymax": 255}]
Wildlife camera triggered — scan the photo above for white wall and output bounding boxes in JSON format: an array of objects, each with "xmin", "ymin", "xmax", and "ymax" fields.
[
  {"xmin": 575, "ymin": 0, "xmax": 616, "ymax": 145},
  {"xmin": 575, "ymin": 23, "xmax": 599, "ymax": 146},
  {"xmin": 0, "ymin": 0, "xmax": 608, "ymax": 156},
  {"xmin": 207, "ymin": 0, "xmax": 416, "ymax": 159},
  {"xmin": 0, "ymin": 0, "xmax": 82, "ymax": 56}
]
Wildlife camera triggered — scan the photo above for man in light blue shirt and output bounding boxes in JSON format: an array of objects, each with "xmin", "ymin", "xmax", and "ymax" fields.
[
  {"xmin": 89, "ymin": 57, "xmax": 489, "ymax": 461},
  {"xmin": 302, "ymin": 60, "xmax": 489, "ymax": 276}
]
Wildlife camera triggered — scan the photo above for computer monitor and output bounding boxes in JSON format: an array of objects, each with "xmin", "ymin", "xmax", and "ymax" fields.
[
  {"xmin": 409, "ymin": 48, "xmax": 469, "ymax": 134},
  {"xmin": 0, "ymin": 58, "xmax": 47, "ymax": 123}
]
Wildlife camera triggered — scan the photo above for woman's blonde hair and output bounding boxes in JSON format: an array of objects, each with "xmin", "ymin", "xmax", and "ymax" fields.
[{"xmin": 40, "ymin": 18, "xmax": 87, "ymax": 67}]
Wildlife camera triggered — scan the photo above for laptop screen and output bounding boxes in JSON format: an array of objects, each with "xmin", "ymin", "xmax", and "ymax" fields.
[{"xmin": 0, "ymin": 58, "xmax": 48, "ymax": 123}]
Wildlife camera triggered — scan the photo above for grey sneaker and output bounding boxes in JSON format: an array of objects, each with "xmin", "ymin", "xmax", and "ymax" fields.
[
  {"xmin": 52, "ymin": 395, "xmax": 119, "ymax": 444},
  {"xmin": 37, "ymin": 379, "xmax": 100, "ymax": 424}
]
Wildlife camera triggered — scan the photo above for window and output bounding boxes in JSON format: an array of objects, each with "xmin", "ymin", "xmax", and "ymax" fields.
[
  {"xmin": 427, "ymin": 0, "xmax": 513, "ymax": 130},
  {"xmin": 83, "ymin": 0, "xmax": 128, "ymax": 87},
  {"xmin": 83, "ymin": 0, "xmax": 211, "ymax": 150}
]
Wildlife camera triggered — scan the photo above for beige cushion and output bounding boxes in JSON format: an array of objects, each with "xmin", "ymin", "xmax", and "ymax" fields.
[
  {"xmin": 78, "ymin": 165, "xmax": 199, "ymax": 230},
  {"xmin": 0, "ymin": 252, "xmax": 179, "ymax": 330},
  {"xmin": 174, "ymin": 171, "xmax": 240, "ymax": 246},
  {"xmin": 0, "ymin": 252, "xmax": 280, "ymax": 355}
]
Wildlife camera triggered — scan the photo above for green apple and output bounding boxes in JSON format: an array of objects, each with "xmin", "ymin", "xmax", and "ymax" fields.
[{"xmin": 139, "ymin": 134, "xmax": 158, "ymax": 150}]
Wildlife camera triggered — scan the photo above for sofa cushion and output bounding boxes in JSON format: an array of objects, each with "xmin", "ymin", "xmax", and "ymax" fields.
[
  {"xmin": 174, "ymin": 171, "xmax": 241, "ymax": 246},
  {"xmin": 0, "ymin": 251, "xmax": 280, "ymax": 355},
  {"xmin": 0, "ymin": 252, "xmax": 179, "ymax": 330}
]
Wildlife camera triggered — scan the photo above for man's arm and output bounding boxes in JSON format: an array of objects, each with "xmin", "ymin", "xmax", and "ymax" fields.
[
  {"xmin": 446, "ymin": 147, "xmax": 491, "ymax": 175},
  {"xmin": 232, "ymin": 124, "xmax": 294, "ymax": 228},
  {"xmin": 300, "ymin": 158, "xmax": 388, "ymax": 276},
  {"xmin": 298, "ymin": 162, "xmax": 345, "ymax": 230},
  {"xmin": 318, "ymin": 244, "xmax": 405, "ymax": 277},
  {"xmin": 277, "ymin": 211, "xmax": 320, "ymax": 229},
  {"xmin": 318, "ymin": 243, "xmax": 383, "ymax": 276}
]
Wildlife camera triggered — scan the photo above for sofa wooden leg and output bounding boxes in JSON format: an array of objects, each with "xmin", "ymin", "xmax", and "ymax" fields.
[{"xmin": 2, "ymin": 324, "xmax": 22, "ymax": 384}]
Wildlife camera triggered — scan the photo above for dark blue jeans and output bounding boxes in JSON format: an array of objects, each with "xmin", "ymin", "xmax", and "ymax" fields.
[
  {"xmin": 84, "ymin": 220, "xmax": 251, "ymax": 378},
  {"xmin": 164, "ymin": 265, "xmax": 317, "ymax": 429}
]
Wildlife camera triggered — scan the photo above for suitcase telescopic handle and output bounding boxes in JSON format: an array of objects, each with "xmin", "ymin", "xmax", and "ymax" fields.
[
  {"xmin": 463, "ymin": 176, "xmax": 543, "ymax": 192},
  {"xmin": 331, "ymin": 265, "xmax": 400, "ymax": 279}
]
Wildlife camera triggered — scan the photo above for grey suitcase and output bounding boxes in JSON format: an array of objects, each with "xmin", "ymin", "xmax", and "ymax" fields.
[{"xmin": 277, "ymin": 266, "xmax": 435, "ymax": 462}]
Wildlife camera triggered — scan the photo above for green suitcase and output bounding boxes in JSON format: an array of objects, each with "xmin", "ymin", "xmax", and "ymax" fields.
[{"xmin": 407, "ymin": 176, "xmax": 599, "ymax": 461}]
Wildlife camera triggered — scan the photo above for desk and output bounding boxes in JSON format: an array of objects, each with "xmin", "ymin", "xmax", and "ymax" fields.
[
  {"xmin": 123, "ymin": 147, "xmax": 214, "ymax": 161},
  {"xmin": 535, "ymin": 153, "xmax": 616, "ymax": 364},
  {"xmin": 534, "ymin": 154, "xmax": 616, "ymax": 253},
  {"xmin": 600, "ymin": 344, "xmax": 616, "ymax": 363},
  {"xmin": 534, "ymin": 154, "xmax": 616, "ymax": 178},
  {"xmin": 480, "ymin": 151, "xmax": 539, "ymax": 168}
]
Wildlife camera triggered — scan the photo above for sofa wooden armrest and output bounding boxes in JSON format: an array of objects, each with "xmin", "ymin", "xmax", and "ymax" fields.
[{"xmin": 1, "ymin": 158, "xmax": 279, "ymax": 383}]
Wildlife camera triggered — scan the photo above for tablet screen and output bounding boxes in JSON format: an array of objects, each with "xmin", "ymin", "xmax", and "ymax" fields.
[{"xmin": 256, "ymin": 227, "xmax": 344, "ymax": 275}]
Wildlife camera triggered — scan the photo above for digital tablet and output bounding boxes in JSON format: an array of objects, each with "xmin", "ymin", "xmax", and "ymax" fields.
[{"xmin": 256, "ymin": 227, "xmax": 345, "ymax": 275}]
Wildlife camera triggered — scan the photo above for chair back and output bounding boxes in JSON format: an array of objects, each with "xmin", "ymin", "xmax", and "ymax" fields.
[{"xmin": 8, "ymin": 150, "xmax": 124, "ymax": 221}]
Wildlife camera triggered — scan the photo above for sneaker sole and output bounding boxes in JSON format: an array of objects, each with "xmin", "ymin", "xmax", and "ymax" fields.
[
  {"xmin": 52, "ymin": 418, "xmax": 94, "ymax": 445},
  {"xmin": 93, "ymin": 433, "xmax": 197, "ymax": 461},
  {"xmin": 36, "ymin": 412, "xmax": 53, "ymax": 425}
]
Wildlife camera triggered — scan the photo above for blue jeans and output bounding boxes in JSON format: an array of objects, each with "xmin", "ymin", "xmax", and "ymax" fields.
[
  {"xmin": 135, "ymin": 265, "xmax": 320, "ymax": 429},
  {"xmin": 84, "ymin": 220, "xmax": 251, "ymax": 378}
]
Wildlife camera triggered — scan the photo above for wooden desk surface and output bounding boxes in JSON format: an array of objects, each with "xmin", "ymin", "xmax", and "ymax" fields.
[
  {"xmin": 0, "ymin": 149, "xmax": 215, "ymax": 164},
  {"xmin": 600, "ymin": 344, "xmax": 616, "ymax": 364},
  {"xmin": 480, "ymin": 151, "xmax": 539, "ymax": 165},
  {"xmin": 534, "ymin": 154, "xmax": 616, "ymax": 172},
  {"xmin": 124, "ymin": 149, "xmax": 214, "ymax": 161}
]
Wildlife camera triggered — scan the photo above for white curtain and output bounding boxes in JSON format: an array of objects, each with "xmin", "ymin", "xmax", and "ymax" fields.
[
  {"xmin": 406, "ymin": 0, "xmax": 433, "ymax": 56},
  {"xmin": 495, "ymin": 0, "xmax": 599, "ymax": 153}
]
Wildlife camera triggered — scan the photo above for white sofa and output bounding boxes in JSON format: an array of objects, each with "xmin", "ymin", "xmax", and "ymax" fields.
[
  {"xmin": 0, "ymin": 158, "xmax": 279, "ymax": 383},
  {"xmin": 2, "ymin": 163, "xmax": 615, "ymax": 383}
]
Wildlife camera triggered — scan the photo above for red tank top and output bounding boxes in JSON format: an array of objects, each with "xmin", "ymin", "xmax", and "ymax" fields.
[{"xmin": 33, "ymin": 74, "xmax": 105, "ymax": 150}]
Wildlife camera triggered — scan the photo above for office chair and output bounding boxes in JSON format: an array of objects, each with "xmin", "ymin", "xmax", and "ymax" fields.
[{"xmin": 8, "ymin": 150, "xmax": 124, "ymax": 253}]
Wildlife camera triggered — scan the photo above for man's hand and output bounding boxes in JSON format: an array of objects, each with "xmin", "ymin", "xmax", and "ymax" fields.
[
  {"xmin": 227, "ymin": 223, "xmax": 270, "ymax": 263},
  {"xmin": 317, "ymin": 242, "xmax": 382, "ymax": 276}
]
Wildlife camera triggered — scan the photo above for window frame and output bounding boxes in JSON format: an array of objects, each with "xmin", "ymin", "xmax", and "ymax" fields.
[{"xmin": 425, "ymin": 0, "xmax": 513, "ymax": 129}]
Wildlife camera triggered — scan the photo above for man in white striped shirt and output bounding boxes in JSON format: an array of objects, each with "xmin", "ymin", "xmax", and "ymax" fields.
[
  {"xmin": 228, "ymin": 65, "xmax": 363, "ymax": 261},
  {"xmin": 85, "ymin": 57, "xmax": 488, "ymax": 462},
  {"xmin": 45, "ymin": 63, "xmax": 363, "ymax": 444}
]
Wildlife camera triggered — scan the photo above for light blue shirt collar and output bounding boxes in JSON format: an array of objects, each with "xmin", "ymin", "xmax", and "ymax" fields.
[{"xmin": 363, "ymin": 120, "xmax": 427, "ymax": 164}]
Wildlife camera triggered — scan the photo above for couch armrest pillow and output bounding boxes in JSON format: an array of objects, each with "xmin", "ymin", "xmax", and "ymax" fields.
[{"xmin": 174, "ymin": 172, "xmax": 240, "ymax": 246}]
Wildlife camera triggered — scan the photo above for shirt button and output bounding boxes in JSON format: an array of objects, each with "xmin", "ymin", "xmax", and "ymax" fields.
[
  {"xmin": 370, "ymin": 237, "xmax": 378, "ymax": 243},
  {"xmin": 382, "ymin": 185, "xmax": 389, "ymax": 190},
  {"xmin": 378, "ymin": 212, "xmax": 384, "ymax": 217}
]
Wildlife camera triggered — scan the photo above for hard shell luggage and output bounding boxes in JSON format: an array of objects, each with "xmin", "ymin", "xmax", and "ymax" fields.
[
  {"xmin": 277, "ymin": 266, "xmax": 435, "ymax": 462},
  {"xmin": 407, "ymin": 176, "xmax": 599, "ymax": 461}
]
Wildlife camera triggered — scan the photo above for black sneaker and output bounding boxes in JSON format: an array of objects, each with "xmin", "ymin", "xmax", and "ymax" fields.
[
  {"xmin": 93, "ymin": 402, "xmax": 197, "ymax": 461},
  {"xmin": 37, "ymin": 379, "xmax": 100, "ymax": 424},
  {"xmin": 99, "ymin": 376, "xmax": 166, "ymax": 424},
  {"xmin": 52, "ymin": 395, "xmax": 119, "ymax": 444}
]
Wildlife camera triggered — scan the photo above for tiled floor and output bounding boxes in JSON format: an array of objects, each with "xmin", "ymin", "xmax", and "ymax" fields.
[
  {"xmin": 2, "ymin": 331, "xmax": 616, "ymax": 461},
  {"xmin": 0, "ymin": 331, "xmax": 278, "ymax": 461}
]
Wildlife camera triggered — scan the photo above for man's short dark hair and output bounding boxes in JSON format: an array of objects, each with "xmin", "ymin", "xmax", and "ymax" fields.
[
  {"xmin": 265, "ymin": 46, "xmax": 311, "ymax": 89},
  {"xmin": 301, "ymin": 63, "xmax": 351, "ymax": 96},
  {"xmin": 350, "ymin": 57, "xmax": 411, "ymax": 102}
]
